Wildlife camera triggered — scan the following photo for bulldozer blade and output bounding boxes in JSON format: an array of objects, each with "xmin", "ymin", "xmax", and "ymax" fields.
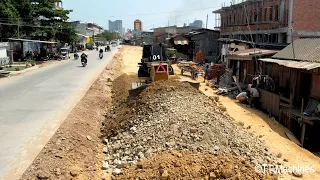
[
  {"xmin": 128, "ymin": 82, "xmax": 148, "ymax": 101},
  {"xmin": 187, "ymin": 82, "xmax": 200, "ymax": 89},
  {"xmin": 178, "ymin": 80, "xmax": 200, "ymax": 89}
]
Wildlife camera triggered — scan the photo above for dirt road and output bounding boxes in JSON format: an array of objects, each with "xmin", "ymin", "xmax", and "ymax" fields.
[{"xmin": 121, "ymin": 45, "xmax": 320, "ymax": 180}]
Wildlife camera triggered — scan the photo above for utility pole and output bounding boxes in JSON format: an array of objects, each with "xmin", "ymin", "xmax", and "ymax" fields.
[
  {"xmin": 206, "ymin": 14, "xmax": 208, "ymax": 29},
  {"xmin": 17, "ymin": 20, "xmax": 20, "ymax": 38},
  {"xmin": 167, "ymin": 20, "xmax": 170, "ymax": 39}
]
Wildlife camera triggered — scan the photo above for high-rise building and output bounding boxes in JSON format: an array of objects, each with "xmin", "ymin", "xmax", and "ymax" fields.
[
  {"xmin": 134, "ymin": 19, "xmax": 142, "ymax": 31},
  {"xmin": 109, "ymin": 20, "xmax": 123, "ymax": 33},
  {"xmin": 189, "ymin": 20, "xmax": 203, "ymax": 28}
]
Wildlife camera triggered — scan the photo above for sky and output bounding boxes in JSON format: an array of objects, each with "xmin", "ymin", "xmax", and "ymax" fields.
[{"xmin": 63, "ymin": 0, "xmax": 232, "ymax": 31}]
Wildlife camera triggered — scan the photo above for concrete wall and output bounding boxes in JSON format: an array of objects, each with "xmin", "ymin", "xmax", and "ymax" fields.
[
  {"xmin": 0, "ymin": 43, "xmax": 9, "ymax": 64},
  {"xmin": 0, "ymin": 47, "xmax": 7, "ymax": 58}
]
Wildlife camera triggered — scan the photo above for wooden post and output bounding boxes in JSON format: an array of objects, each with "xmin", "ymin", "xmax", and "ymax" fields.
[
  {"xmin": 289, "ymin": 93, "xmax": 293, "ymax": 130},
  {"xmin": 300, "ymin": 98, "xmax": 305, "ymax": 147},
  {"xmin": 300, "ymin": 123, "xmax": 306, "ymax": 147}
]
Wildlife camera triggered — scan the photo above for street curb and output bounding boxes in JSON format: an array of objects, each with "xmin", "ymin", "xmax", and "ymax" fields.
[{"xmin": 7, "ymin": 58, "xmax": 74, "ymax": 77}]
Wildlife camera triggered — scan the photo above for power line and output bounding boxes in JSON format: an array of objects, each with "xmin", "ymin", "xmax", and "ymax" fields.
[
  {"xmin": 0, "ymin": 22, "xmax": 72, "ymax": 29},
  {"xmin": 0, "ymin": 6, "xmax": 219, "ymax": 20}
]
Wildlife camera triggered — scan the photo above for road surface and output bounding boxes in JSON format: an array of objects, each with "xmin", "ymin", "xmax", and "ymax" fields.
[{"xmin": 0, "ymin": 47, "xmax": 119, "ymax": 179}]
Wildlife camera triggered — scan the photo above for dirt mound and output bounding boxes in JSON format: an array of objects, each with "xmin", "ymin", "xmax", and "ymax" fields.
[
  {"xmin": 101, "ymin": 79, "xmax": 277, "ymax": 178},
  {"xmin": 117, "ymin": 150, "xmax": 276, "ymax": 180},
  {"xmin": 111, "ymin": 74, "xmax": 137, "ymax": 104}
]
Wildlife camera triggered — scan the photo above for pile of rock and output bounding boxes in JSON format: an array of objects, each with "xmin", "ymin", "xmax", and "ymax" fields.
[
  {"xmin": 102, "ymin": 80, "xmax": 276, "ymax": 176},
  {"xmin": 117, "ymin": 150, "xmax": 276, "ymax": 179}
]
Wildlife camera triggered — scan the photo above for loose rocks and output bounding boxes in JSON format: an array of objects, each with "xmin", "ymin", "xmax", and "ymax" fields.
[
  {"xmin": 117, "ymin": 151, "xmax": 276, "ymax": 179},
  {"xmin": 102, "ymin": 80, "xmax": 276, "ymax": 179}
]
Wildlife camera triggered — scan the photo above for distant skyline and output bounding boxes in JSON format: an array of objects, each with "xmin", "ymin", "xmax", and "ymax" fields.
[{"xmin": 63, "ymin": 0, "xmax": 228, "ymax": 31}]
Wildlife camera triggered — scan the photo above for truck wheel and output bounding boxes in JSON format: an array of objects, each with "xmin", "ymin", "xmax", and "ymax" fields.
[{"xmin": 169, "ymin": 66, "xmax": 174, "ymax": 75}]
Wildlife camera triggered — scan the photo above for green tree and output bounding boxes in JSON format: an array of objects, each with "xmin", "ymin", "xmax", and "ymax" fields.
[
  {"xmin": 0, "ymin": 0, "xmax": 76, "ymax": 44},
  {"xmin": 31, "ymin": 0, "xmax": 74, "ymax": 42},
  {"xmin": 0, "ymin": 0, "xmax": 20, "ymax": 39},
  {"xmin": 96, "ymin": 30, "xmax": 121, "ymax": 41},
  {"xmin": 55, "ymin": 22, "xmax": 77, "ymax": 44}
]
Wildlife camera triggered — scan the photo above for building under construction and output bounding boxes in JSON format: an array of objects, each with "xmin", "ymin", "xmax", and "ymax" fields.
[{"xmin": 213, "ymin": 0, "xmax": 320, "ymax": 45}]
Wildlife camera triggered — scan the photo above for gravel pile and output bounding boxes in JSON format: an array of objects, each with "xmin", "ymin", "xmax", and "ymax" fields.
[
  {"xmin": 102, "ymin": 80, "xmax": 276, "ymax": 176},
  {"xmin": 117, "ymin": 150, "xmax": 276, "ymax": 179}
]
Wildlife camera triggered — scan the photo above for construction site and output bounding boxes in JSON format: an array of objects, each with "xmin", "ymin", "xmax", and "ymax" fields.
[{"xmin": 17, "ymin": 45, "xmax": 320, "ymax": 180}]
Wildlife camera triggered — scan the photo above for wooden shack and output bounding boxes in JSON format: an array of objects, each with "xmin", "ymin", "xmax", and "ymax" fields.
[{"xmin": 258, "ymin": 38, "xmax": 320, "ymax": 150}]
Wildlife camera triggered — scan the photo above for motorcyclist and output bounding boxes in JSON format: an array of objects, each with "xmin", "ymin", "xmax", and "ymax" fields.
[
  {"xmin": 99, "ymin": 49, "xmax": 103, "ymax": 57},
  {"xmin": 106, "ymin": 45, "xmax": 110, "ymax": 51},
  {"xmin": 81, "ymin": 52, "xmax": 88, "ymax": 64},
  {"xmin": 74, "ymin": 51, "xmax": 79, "ymax": 59}
]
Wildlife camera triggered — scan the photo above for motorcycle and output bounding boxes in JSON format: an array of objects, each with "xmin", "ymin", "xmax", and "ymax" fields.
[
  {"xmin": 74, "ymin": 53, "xmax": 79, "ymax": 60},
  {"xmin": 105, "ymin": 46, "xmax": 111, "ymax": 52},
  {"xmin": 99, "ymin": 52, "xmax": 103, "ymax": 59},
  {"xmin": 81, "ymin": 57, "xmax": 87, "ymax": 67}
]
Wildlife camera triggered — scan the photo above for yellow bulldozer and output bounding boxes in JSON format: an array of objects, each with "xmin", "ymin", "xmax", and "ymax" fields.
[{"xmin": 129, "ymin": 43, "xmax": 200, "ymax": 99}]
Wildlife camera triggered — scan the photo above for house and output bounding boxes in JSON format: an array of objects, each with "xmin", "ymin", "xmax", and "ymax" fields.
[
  {"xmin": 153, "ymin": 26, "xmax": 200, "ymax": 45},
  {"xmin": 0, "ymin": 42, "xmax": 9, "ymax": 65},
  {"xmin": 154, "ymin": 33, "xmax": 173, "ymax": 45},
  {"xmin": 256, "ymin": 38, "xmax": 320, "ymax": 150},
  {"xmin": 227, "ymin": 48, "xmax": 280, "ymax": 84},
  {"xmin": 189, "ymin": 29, "xmax": 220, "ymax": 62},
  {"xmin": 141, "ymin": 32, "xmax": 154, "ymax": 45},
  {"xmin": 213, "ymin": 0, "xmax": 320, "ymax": 45},
  {"xmin": 7, "ymin": 38, "xmax": 57, "ymax": 61},
  {"xmin": 169, "ymin": 34, "xmax": 193, "ymax": 59},
  {"xmin": 72, "ymin": 21, "xmax": 104, "ymax": 45}
]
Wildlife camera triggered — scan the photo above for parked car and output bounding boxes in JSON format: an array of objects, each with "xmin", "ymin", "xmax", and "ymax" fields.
[
  {"xmin": 60, "ymin": 48, "xmax": 70, "ymax": 60},
  {"xmin": 85, "ymin": 43, "xmax": 94, "ymax": 50},
  {"xmin": 111, "ymin": 41, "xmax": 117, "ymax": 47}
]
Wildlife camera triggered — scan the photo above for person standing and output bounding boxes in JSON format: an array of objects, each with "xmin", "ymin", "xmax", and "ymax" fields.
[
  {"xmin": 204, "ymin": 65, "xmax": 211, "ymax": 83},
  {"xmin": 216, "ymin": 68, "xmax": 221, "ymax": 85}
]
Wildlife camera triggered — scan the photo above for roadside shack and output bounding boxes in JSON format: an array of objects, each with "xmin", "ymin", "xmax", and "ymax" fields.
[
  {"xmin": 258, "ymin": 38, "xmax": 320, "ymax": 151},
  {"xmin": 7, "ymin": 38, "xmax": 57, "ymax": 61}
]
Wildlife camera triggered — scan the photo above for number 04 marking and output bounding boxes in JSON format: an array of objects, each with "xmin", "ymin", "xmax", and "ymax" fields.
[{"xmin": 153, "ymin": 55, "xmax": 161, "ymax": 60}]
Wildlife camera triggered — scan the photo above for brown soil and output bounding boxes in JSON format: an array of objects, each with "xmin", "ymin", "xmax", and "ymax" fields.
[
  {"xmin": 20, "ymin": 50, "xmax": 124, "ymax": 180},
  {"xmin": 101, "ymin": 73, "xmax": 137, "ymax": 139},
  {"xmin": 121, "ymin": 46, "xmax": 320, "ymax": 180},
  {"xmin": 117, "ymin": 150, "xmax": 276, "ymax": 180}
]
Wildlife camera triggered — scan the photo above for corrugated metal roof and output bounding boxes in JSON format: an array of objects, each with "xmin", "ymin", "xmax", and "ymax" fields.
[
  {"xmin": 230, "ymin": 48, "xmax": 279, "ymax": 56},
  {"xmin": 7, "ymin": 38, "xmax": 57, "ymax": 44},
  {"xmin": 218, "ymin": 38, "xmax": 255, "ymax": 44},
  {"xmin": 259, "ymin": 58, "xmax": 320, "ymax": 70},
  {"xmin": 272, "ymin": 38, "xmax": 320, "ymax": 62}
]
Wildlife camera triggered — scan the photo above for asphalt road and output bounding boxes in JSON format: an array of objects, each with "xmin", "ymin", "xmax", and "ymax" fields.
[{"xmin": 0, "ymin": 47, "xmax": 119, "ymax": 179}]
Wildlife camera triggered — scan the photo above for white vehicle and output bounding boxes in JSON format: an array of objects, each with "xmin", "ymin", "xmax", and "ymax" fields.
[{"xmin": 111, "ymin": 41, "xmax": 117, "ymax": 47}]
